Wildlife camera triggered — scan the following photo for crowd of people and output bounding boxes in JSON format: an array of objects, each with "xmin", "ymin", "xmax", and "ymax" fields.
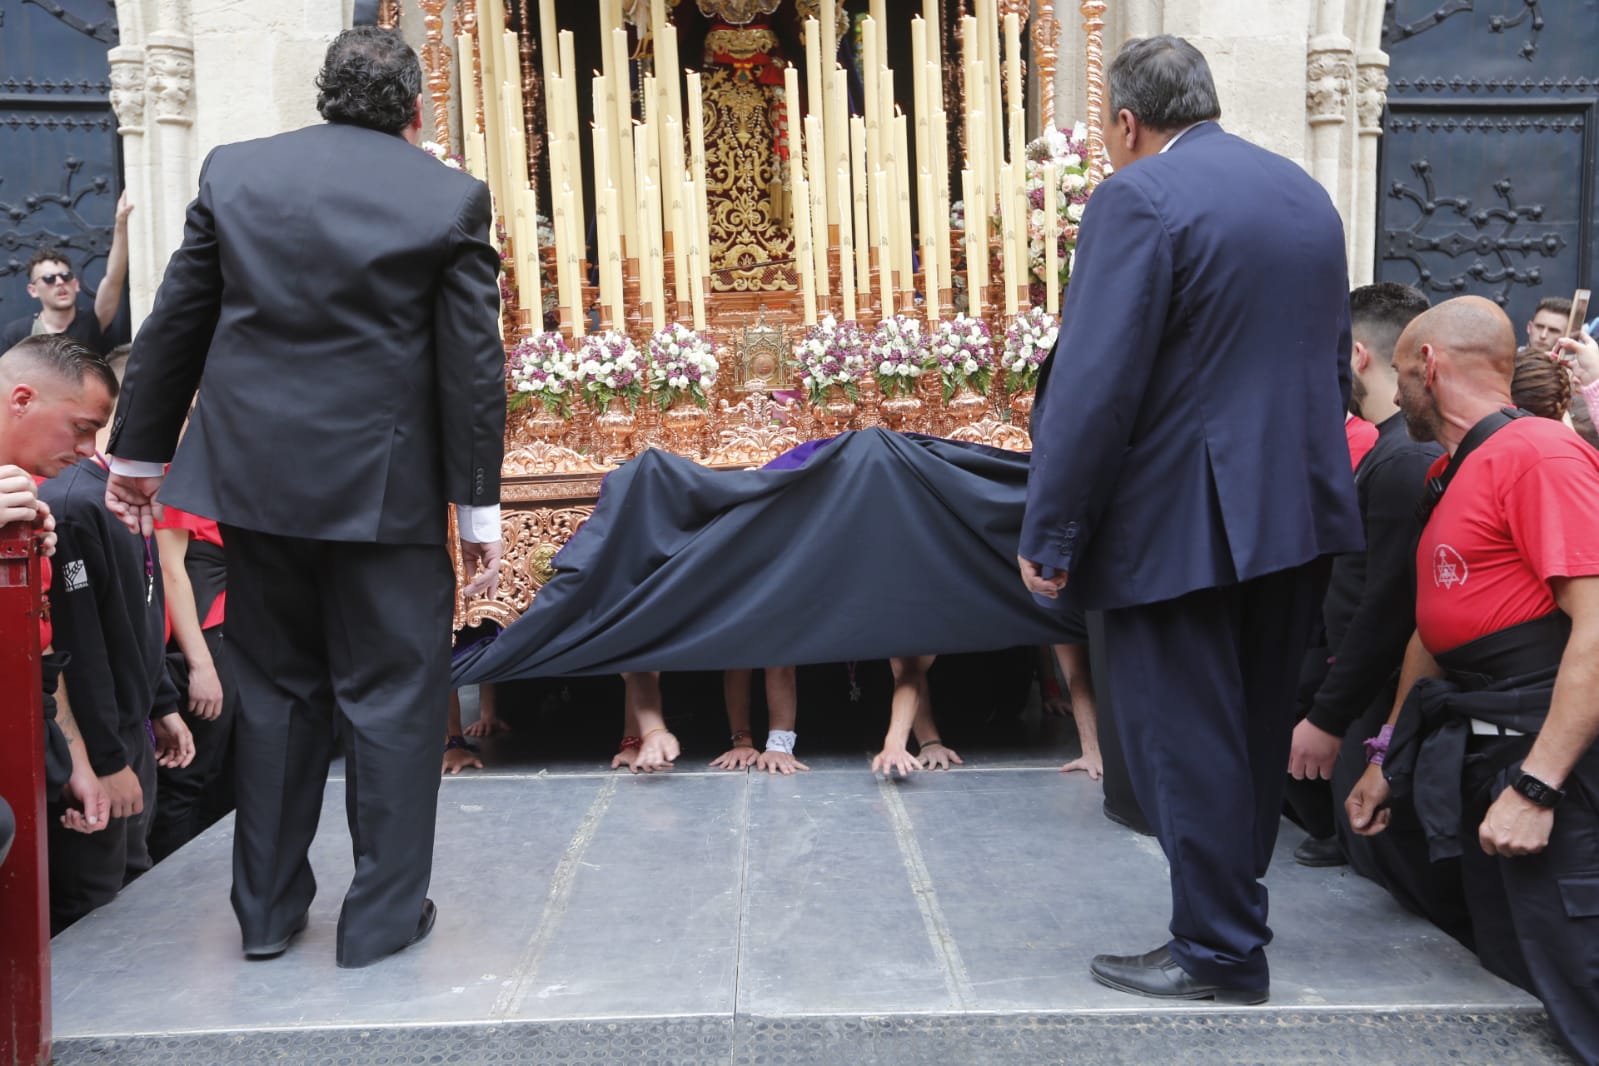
[{"xmin": 3, "ymin": 24, "xmax": 1598, "ymax": 1066}]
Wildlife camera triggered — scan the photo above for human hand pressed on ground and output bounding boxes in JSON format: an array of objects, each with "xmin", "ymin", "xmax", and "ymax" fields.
[
  {"xmin": 918, "ymin": 742, "xmax": 963, "ymax": 771},
  {"xmin": 464, "ymin": 715, "xmax": 511, "ymax": 738},
  {"xmin": 442, "ymin": 745, "xmax": 483, "ymax": 775},
  {"xmin": 709, "ymin": 744, "xmax": 759, "ymax": 770},
  {"xmin": 1060, "ymin": 749, "xmax": 1103, "ymax": 780},
  {"xmin": 756, "ymin": 750, "xmax": 809, "ymax": 775},
  {"xmin": 871, "ymin": 745, "xmax": 919, "ymax": 779},
  {"xmin": 631, "ymin": 729, "xmax": 680, "ymax": 773}
]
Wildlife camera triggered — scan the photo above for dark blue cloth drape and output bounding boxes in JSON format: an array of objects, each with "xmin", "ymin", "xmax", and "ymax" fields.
[{"xmin": 451, "ymin": 429, "xmax": 1078, "ymax": 684}]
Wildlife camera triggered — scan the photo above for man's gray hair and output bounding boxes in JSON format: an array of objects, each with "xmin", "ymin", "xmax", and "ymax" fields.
[{"xmin": 1107, "ymin": 36, "xmax": 1222, "ymax": 132}]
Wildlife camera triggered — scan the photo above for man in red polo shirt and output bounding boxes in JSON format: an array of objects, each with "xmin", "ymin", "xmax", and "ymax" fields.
[
  {"xmin": 0, "ymin": 335, "xmax": 115, "ymax": 844},
  {"xmin": 1345, "ymin": 296, "xmax": 1599, "ymax": 1065}
]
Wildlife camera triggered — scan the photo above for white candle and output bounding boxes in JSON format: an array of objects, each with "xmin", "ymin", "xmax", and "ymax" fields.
[
  {"xmin": 920, "ymin": 171, "xmax": 939, "ymax": 324},
  {"xmin": 874, "ymin": 173, "xmax": 893, "ymax": 318},
  {"xmin": 794, "ymin": 176, "xmax": 817, "ymax": 325},
  {"xmin": 1000, "ymin": 162, "xmax": 1017, "ymax": 316},
  {"xmin": 805, "ymin": 114, "xmax": 829, "ymax": 302},
  {"xmin": 683, "ymin": 179, "xmax": 706, "ymax": 331},
  {"xmin": 838, "ymin": 169, "xmax": 856, "ymax": 322},
  {"xmin": 850, "ymin": 116, "xmax": 871, "ymax": 296}
]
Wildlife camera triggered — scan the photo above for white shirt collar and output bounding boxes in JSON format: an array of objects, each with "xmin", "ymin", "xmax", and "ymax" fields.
[{"xmin": 1159, "ymin": 122, "xmax": 1207, "ymax": 154}]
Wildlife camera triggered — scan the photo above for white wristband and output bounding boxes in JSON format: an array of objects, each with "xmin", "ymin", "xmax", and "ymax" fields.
[{"xmin": 765, "ymin": 729, "xmax": 797, "ymax": 755}]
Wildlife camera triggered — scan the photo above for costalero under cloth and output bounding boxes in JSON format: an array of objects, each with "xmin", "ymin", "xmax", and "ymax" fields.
[{"xmin": 451, "ymin": 428, "xmax": 1079, "ymax": 685}]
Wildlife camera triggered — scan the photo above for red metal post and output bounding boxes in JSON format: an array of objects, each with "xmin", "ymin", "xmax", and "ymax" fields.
[{"xmin": 0, "ymin": 520, "xmax": 50, "ymax": 1066}]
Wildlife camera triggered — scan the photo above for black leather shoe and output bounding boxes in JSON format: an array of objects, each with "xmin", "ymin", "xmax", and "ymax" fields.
[
  {"xmin": 1293, "ymin": 835, "xmax": 1348, "ymax": 868},
  {"xmin": 243, "ymin": 911, "xmax": 309, "ymax": 960},
  {"xmin": 1090, "ymin": 946, "xmax": 1268, "ymax": 1005},
  {"xmin": 336, "ymin": 899, "xmax": 437, "ymax": 969},
  {"xmin": 1102, "ymin": 800, "xmax": 1156, "ymax": 837}
]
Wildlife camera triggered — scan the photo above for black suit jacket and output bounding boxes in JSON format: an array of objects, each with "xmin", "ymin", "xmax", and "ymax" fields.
[
  {"xmin": 1021, "ymin": 122, "xmax": 1363, "ymax": 610},
  {"xmin": 109, "ymin": 122, "xmax": 505, "ymax": 545}
]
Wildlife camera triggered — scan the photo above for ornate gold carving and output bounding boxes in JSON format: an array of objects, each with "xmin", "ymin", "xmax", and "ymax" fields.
[
  {"xmin": 702, "ymin": 58, "xmax": 794, "ymax": 293},
  {"xmin": 456, "ymin": 505, "xmax": 597, "ymax": 630},
  {"xmin": 378, "ymin": 0, "xmax": 401, "ymax": 29},
  {"xmin": 1032, "ymin": 2, "xmax": 1058, "ymax": 129},
  {"xmin": 731, "ymin": 307, "xmax": 793, "ymax": 390},
  {"xmin": 420, "ymin": 0, "xmax": 453, "ymax": 153},
  {"xmin": 1080, "ymin": 1, "xmax": 1108, "ymax": 188},
  {"xmin": 501, "ymin": 476, "xmax": 609, "ymax": 502},
  {"xmin": 695, "ymin": 0, "xmax": 782, "ymax": 26},
  {"xmin": 947, "ymin": 417, "xmax": 1032, "ymax": 452},
  {"xmin": 704, "ymin": 391, "xmax": 805, "ymax": 467},
  {"xmin": 502, "ymin": 442, "xmax": 614, "ymax": 477},
  {"xmin": 705, "ymin": 27, "xmax": 780, "ymax": 61}
]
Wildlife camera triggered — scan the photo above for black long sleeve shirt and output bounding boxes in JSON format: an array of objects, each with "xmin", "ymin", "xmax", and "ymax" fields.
[
  {"xmin": 39, "ymin": 460, "xmax": 180, "ymax": 776},
  {"xmin": 1309, "ymin": 414, "xmax": 1442, "ymax": 737}
]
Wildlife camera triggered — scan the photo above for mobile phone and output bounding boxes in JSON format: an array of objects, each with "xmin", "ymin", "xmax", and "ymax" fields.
[{"xmin": 1567, "ymin": 289, "xmax": 1591, "ymax": 338}]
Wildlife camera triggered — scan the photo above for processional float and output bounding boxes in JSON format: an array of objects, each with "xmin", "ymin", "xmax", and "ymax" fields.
[{"xmin": 396, "ymin": 0, "xmax": 1111, "ymax": 627}]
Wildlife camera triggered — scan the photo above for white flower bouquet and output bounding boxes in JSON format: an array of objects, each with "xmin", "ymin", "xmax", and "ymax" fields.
[
  {"xmin": 1001, "ymin": 307, "xmax": 1060, "ymax": 392},
  {"xmin": 931, "ymin": 313, "xmax": 995, "ymax": 401},
  {"xmin": 577, "ymin": 330, "xmax": 647, "ymax": 412},
  {"xmin": 506, "ymin": 331, "xmax": 580, "ymax": 416},
  {"xmin": 869, "ymin": 314, "xmax": 933, "ymax": 399},
  {"xmin": 796, "ymin": 314, "xmax": 869, "ymax": 405},
  {"xmin": 647, "ymin": 323, "xmax": 719, "ymax": 412}
]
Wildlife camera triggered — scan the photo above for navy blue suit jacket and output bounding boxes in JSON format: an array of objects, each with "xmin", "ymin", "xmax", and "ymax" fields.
[{"xmin": 1021, "ymin": 122, "xmax": 1363, "ymax": 610}]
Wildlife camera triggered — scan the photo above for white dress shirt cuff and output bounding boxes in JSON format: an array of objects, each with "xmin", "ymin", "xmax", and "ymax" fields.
[
  {"xmin": 457, "ymin": 504, "xmax": 501, "ymax": 543},
  {"xmin": 107, "ymin": 457, "xmax": 167, "ymax": 478}
]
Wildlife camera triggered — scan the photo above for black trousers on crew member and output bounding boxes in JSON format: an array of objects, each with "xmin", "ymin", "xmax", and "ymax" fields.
[
  {"xmin": 48, "ymin": 729, "xmax": 156, "ymax": 933},
  {"xmin": 1332, "ymin": 694, "xmax": 1473, "ymax": 948},
  {"xmin": 149, "ymin": 628, "xmax": 239, "ymax": 862},
  {"xmin": 1461, "ymin": 737, "xmax": 1599, "ymax": 1065},
  {"xmin": 222, "ymin": 528, "xmax": 453, "ymax": 968},
  {"xmin": 1101, "ymin": 561, "xmax": 1326, "ymax": 990}
]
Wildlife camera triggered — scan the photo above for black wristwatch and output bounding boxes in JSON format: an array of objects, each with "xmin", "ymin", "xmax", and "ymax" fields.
[{"xmin": 1511, "ymin": 771, "xmax": 1565, "ymax": 809}]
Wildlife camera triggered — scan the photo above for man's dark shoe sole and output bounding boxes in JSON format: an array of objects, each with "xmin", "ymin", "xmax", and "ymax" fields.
[
  {"xmin": 1293, "ymin": 835, "xmax": 1349, "ymax": 868},
  {"xmin": 1090, "ymin": 947, "xmax": 1268, "ymax": 1005},
  {"xmin": 243, "ymin": 911, "xmax": 309, "ymax": 960},
  {"xmin": 336, "ymin": 898, "xmax": 437, "ymax": 969}
]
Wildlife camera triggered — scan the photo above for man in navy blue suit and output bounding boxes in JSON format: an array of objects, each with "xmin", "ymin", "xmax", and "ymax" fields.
[{"xmin": 1019, "ymin": 37, "xmax": 1362, "ymax": 1003}]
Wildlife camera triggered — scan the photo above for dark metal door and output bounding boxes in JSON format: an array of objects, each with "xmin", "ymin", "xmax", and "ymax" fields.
[
  {"xmin": 1378, "ymin": 0, "xmax": 1599, "ymax": 329},
  {"xmin": 0, "ymin": 0, "xmax": 120, "ymax": 332}
]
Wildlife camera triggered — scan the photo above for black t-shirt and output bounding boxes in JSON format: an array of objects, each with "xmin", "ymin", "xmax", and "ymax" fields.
[{"xmin": 0, "ymin": 302, "xmax": 109, "ymax": 356}]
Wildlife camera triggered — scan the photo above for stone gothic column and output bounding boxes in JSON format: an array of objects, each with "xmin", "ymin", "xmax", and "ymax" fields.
[
  {"xmin": 145, "ymin": 32, "xmax": 198, "ymax": 281},
  {"xmin": 108, "ymin": 46, "xmax": 159, "ymax": 325},
  {"xmin": 1351, "ymin": 50, "xmax": 1389, "ymax": 285},
  {"xmin": 1305, "ymin": 36, "xmax": 1354, "ymax": 214}
]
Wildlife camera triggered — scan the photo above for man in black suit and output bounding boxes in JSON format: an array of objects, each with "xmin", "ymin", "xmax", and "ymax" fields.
[
  {"xmin": 102, "ymin": 29, "xmax": 506, "ymax": 968},
  {"xmin": 1019, "ymin": 37, "xmax": 1362, "ymax": 1002}
]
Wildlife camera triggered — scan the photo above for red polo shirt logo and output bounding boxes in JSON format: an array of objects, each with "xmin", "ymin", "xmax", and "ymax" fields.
[{"xmin": 1432, "ymin": 545, "xmax": 1468, "ymax": 589}]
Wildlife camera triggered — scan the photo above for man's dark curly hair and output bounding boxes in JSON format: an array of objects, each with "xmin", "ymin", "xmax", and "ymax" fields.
[{"xmin": 315, "ymin": 28, "xmax": 422, "ymax": 135}]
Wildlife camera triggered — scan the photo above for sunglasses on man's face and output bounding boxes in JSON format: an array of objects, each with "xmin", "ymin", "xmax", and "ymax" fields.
[{"xmin": 34, "ymin": 271, "xmax": 74, "ymax": 286}]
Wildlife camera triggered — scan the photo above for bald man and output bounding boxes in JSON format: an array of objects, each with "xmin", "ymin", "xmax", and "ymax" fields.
[{"xmin": 1345, "ymin": 296, "xmax": 1599, "ymax": 1063}]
